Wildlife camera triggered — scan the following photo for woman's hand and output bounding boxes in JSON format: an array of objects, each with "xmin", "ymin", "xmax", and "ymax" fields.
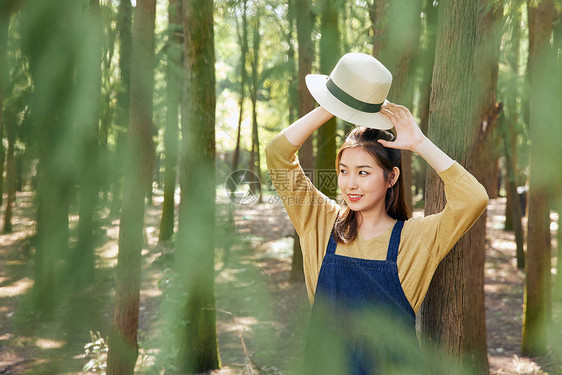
[{"xmin": 378, "ymin": 102, "xmax": 427, "ymax": 152}]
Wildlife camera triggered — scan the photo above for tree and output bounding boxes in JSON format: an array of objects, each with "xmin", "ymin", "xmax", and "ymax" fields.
[
  {"xmin": 110, "ymin": 0, "xmax": 133, "ymax": 216},
  {"xmin": 73, "ymin": 0, "xmax": 104, "ymax": 287},
  {"xmin": 290, "ymin": 0, "xmax": 316, "ymax": 282},
  {"xmin": 315, "ymin": 0, "xmax": 339, "ymax": 199},
  {"xmin": 521, "ymin": 0, "xmax": 555, "ymax": 357},
  {"xmin": 107, "ymin": 0, "xmax": 157, "ymax": 373},
  {"xmin": 159, "ymin": 0, "xmax": 183, "ymax": 243},
  {"xmin": 418, "ymin": 0, "xmax": 477, "ymax": 372},
  {"xmin": 501, "ymin": 0, "xmax": 525, "ymax": 269},
  {"xmin": 173, "ymin": 0, "xmax": 220, "ymax": 371},
  {"xmin": 248, "ymin": 6, "xmax": 263, "ymax": 203},
  {"xmin": 463, "ymin": 2, "xmax": 504, "ymax": 373},
  {"xmin": 376, "ymin": 0, "xmax": 423, "ymax": 212}
]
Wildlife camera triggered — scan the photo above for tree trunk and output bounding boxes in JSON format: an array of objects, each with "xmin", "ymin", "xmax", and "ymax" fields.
[
  {"xmin": 107, "ymin": 0, "xmax": 156, "ymax": 373},
  {"xmin": 231, "ymin": 0, "xmax": 248, "ymax": 180},
  {"xmin": 249, "ymin": 10, "xmax": 262, "ymax": 203},
  {"xmin": 110, "ymin": 0, "xmax": 133, "ymax": 216},
  {"xmin": 463, "ymin": 2, "xmax": 503, "ymax": 373},
  {"xmin": 174, "ymin": 0, "xmax": 220, "ymax": 371},
  {"xmin": 502, "ymin": 2, "xmax": 525, "ymax": 269},
  {"xmin": 315, "ymin": 0, "xmax": 339, "ymax": 199},
  {"xmin": 417, "ymin": 0, "xmax": 438, "ymax": 199},
  {"xmin": 0, "ymin": 10, "xmax": 8, "ymax": 210},
  {"xmin": 377, "ymin": 0, "xmax": 423, "ymax": 213},
  {"xmin": 521, "ymin": 0, "xmax": 554, "ymax": 357},
  {"xmin": 369, "ymin": 0, "xmax": 387, "ymax": 57},
  {"xmin": 74, "ymin": 0, "xmax": 103, "ymax": 286},
  {"xmin": 553, "ymin": 5, "xmax": 562, "ymax": 301},
  {"xmin": 418, "ymin": 0, "xmax": 477, "ymax": 372},
  {"xmin": 159, "ymin": 0, "xmax": 182, "ymax": 243}
]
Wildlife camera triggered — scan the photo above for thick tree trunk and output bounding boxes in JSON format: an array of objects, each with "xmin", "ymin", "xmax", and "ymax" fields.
[
  {"xmin": 462, "ymin": 3, "xmax": 503, "ymax": 373},
  {"xmin": 174, "ymin": 0, "xmax": 220, "ymax": 371},
  {"xmin": 521, "ymin": 0, "xmax": 554, "ymax": 357},
  {"xmin": 289, "ymin": 0, "xmax": 315, "ymax": 283},
  {"xmin": 315, "ymin": 0, "xmax": 339, "ymax": 199},
  {"xmin": 418, "ymin": 0, "xmax": 477, "ymax": 372},
  {"xmin": 369, "ymin": 0, "xmax": 387, "ymax": 57},
  {"xmin": 107, "ymin": 1, "xmax": 156, "ymax": 374},
  {"xmin": 159, "ymin": 0, "xmax": 182, "ymax": 243},
  {"xmin": 75, "ymin": 0, "xmax": 103, "ymax": 286},
  {"xmin": 0, "ymin": 10, "xmax": 8, "ymax": 210},
  {"xmin": 377, "ymin": 0, "xmax": 423, "ymax": 213}
]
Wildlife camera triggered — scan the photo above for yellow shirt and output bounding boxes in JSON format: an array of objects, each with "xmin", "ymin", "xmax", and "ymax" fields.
[{"xmin": 265, "ymin": 130, "xmax": 489, "ymax": 313}]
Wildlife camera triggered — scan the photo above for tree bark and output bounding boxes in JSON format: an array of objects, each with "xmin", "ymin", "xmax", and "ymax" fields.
[
  {"xmin": 174, "ymin": 0, "xmax": 220, "ymax": 371},
  {"xmin": 377, "ymin": 0, "xmax": 423, "ymax": 213},
  {"xmin": 418, "ymin": 0, "xmax": 477, "ymax": 372},
  {"xmin": 159, "ymin": 0, "xmax": 183, "ymax": 243},
  {"xmin": 74, "ymin": 0, "xmax": 103, "ymax": 286},
  {"xmin": 110, "ymin": 0, "xmax": 133, "ymax": 216},
  {"xmin": 249, "ymin": 10, "xmax": 262, "ymax": 203},
  {"xmin": 315, "ymin": 0, "xmax": 339, "ymax": 199},
  {"xmin": 521, "ymin": 0, "xmax": 554, "ymax": 357},
  {"xmin": 463, "ymin": 3, "xmax": 503, "ymax": 373},
  {"xmin": 231, "ymin": 0, "xmax": 249, "ymax": 180},
  {"xmin": 107, "ymin": 0, "xmax": 156, "ymax": 373}
]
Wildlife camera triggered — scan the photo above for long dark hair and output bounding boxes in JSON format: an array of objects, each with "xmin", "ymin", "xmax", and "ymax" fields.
[{"xmin": 333, "ymin": 127, "xmax": 410, "ymax": 243}]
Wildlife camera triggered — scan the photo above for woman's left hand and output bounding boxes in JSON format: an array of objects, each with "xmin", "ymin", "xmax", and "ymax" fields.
[{"xmin": 378, "ymin": 102, "xmax": 427, "ymax": 151}]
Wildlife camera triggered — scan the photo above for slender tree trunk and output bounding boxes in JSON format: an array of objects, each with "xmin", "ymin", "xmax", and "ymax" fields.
[
  {"xmin": 2, "ymin": 110, "xmax": 15, "ymax": 234},
  {"xmin": 231, "ymin": 0, "xmax": 248, "ymax": 179},
  {"xmin": 159, "ymin": 0, "xmax": 182, "ymax": 243},
  {"xmin": 249, "ymin": 11, "xmax": 262, "ymax": 203},
  {"xmin": 502, "ymin": 2, "xmax": 525, "ymax": 269},
  {"xmin": 521, "ymin": 0, "xmax": 554, "ymax": 357},
  {"xmin": 174, "ymin": 0, "xmax": 220, "ymax": 371},
  {"xmin": 553, "ymin": 6, "xmax": 562, "ymax": 301},
  {"xmin": 107, "ymin": 1, "xmax": 156, "ymax": 373},
  {"xmin": 418, "ymin": 0, "xmax": 477, "ymax": 372},
  {"xmin": 110, "ymin": 0, "xmax": 133, "ymax": 216},
  {"xmin": 315, "ymin": 0, "xmax": 339, "ymax": 199},
  {"xmin": 0, "ymin": 10, "xmax": 8, "ymax": 209}
]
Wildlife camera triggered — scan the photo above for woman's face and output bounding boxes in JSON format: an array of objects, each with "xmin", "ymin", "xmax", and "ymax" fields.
[{"xmin": 338, "ymin": 147, "xmax": 390, "ymax": 213}]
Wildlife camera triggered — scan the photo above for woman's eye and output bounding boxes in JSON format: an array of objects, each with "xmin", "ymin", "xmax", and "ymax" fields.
[
  {"xmin": 340, "ymin": 170, "xmax": 347, "ymax": 174},
  {"xmin": 359, "ymin": 171, "xmax": 368, "ymax": 176}
]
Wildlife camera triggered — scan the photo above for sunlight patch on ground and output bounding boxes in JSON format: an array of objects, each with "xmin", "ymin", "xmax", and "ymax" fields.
[
  {"xmin": 35, "ymin": 337, "xmax": 65, "ymax": 349},
  {"xmin": 489, "ymin": 354, "xmax": 546, "ymax": 375},
  {"xmin": 0, "ymin": 277, "xmax": 33, "ymax": 298},
  {"xmin": 0, "ymin": 228, "xmax": 33, "ymax": 246},
  {"xmin": 491, "ymin": 238, "xmax": 517, "ymax": 252}
]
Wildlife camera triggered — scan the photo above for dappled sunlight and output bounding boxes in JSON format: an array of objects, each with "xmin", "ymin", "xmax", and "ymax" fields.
[{"xmin": 0, "ymin": 277, "xmax": 33, "ymax": 298}]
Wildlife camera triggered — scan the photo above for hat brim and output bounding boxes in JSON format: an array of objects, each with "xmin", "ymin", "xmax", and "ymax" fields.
[{"xmin": 305, "ymin": 74, "xmax": 393, "ymax": 130}]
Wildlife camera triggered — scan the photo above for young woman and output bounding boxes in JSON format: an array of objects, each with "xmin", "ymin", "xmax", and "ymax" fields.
[{"xmin": 264, "ymin": 53, "xmax": 488, "ymax": 374}]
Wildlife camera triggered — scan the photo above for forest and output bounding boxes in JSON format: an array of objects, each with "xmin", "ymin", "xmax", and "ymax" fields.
[{"xmin": 0, "ymin": 0, "xmax": 561, "ymax": 374}]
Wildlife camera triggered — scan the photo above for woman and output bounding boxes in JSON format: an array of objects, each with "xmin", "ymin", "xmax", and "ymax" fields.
[{"xmin": 264, "ymin": 53, "xmax": 488, "ymax": 374}]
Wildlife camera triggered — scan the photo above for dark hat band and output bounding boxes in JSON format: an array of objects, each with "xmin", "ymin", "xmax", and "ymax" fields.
[{"xmin": 326, "ymin": 78, "xmax": 383, "ymax": 113}]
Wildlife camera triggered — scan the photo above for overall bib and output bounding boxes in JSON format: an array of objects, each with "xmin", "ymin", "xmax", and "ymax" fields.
[{"xmin": 303, "ymin": 221, "xmax": 419, "ymax": 375}]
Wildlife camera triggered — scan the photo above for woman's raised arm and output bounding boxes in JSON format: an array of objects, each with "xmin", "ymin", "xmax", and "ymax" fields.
[{"xmin": 284, "ymin": 106, "xmax": 334, "ymax": 147}]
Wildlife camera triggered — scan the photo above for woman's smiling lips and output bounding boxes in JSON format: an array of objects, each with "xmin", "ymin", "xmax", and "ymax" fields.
[{"xmin": 348, "ymin": 194, "xmax": 363, "ymax": 202}]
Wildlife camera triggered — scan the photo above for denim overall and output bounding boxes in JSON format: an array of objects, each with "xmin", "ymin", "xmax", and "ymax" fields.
[{"xmin": 303, "ymin": 221, "xmax": 419, "ymax": 375}]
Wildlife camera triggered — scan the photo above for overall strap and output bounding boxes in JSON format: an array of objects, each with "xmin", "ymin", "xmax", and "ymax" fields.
[
  {"xmin": 386, "ymin": 221, "xmax": 404, "ymax": 262},
  {"xmin": 326, "ymin": 230, "xmax": 338, "ymax": 255}
]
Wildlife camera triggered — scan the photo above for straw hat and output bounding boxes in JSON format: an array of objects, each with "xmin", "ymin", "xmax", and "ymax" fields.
[{"xmin": 305, "ymin": 53, "xmax": 393, "ymax": 129}]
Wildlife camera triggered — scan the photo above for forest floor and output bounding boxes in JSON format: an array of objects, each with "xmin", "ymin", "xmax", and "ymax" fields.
[{"xmin": 0, "ymin": 190, "xmax": 561, "ymax": 374}]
